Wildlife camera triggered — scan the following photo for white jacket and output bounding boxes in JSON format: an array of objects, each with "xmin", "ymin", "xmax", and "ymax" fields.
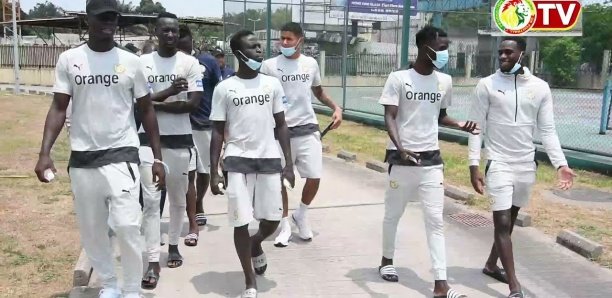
[{"xmin": 468, "ymin": 67, "xmax": 567, "ymax": 169}]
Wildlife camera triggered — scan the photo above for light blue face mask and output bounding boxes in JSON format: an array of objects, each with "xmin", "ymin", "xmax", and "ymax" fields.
[
  {"xmin": 427, "ymin": 46, "xmax": 449, "ymax": 69},
  {"xmin": 280, "ymin": 38, "xmax": 302, "ymax": 57},
  {"xmin": 503, "ymin": 52, "xmax": 524, "ymax": 74},
  {"xmin": 237, "ymin": 50, "xmax": 262, "ymax": 71}
]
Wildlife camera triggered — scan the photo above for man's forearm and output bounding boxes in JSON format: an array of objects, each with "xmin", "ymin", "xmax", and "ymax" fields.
[
  {"xmin": 384, "ymin": 114, "xmax": 403, "ymax": 151},
  {"xmin": 210, "ymin": 124, "xmax": 225, "ymax": 175},
  {"xmin": 150, "ymin": 88, "xmax": 175, "ymax": 102},
  {"xmin": 154, "ymin": 101, "xmax": 197, "ymax": 114},
  {"xmin": 439, "ymin": 115, "xmax": 461, "ymax": 128},
  {"xmin": 140, "ymin": 103, "xmax": 162, "ymax": 160},
  {"xmin": 275, "ymin": 125, "xmax": 293, "ymax": 167},
  {"xmin": 39, "ymin": 105, "xmax": 67, "ymax": 156}
]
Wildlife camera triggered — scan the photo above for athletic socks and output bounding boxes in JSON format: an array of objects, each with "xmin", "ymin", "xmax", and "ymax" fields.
[{"xmin": 295, "ymin": 202, "xmax": 309, "ymax": 219}]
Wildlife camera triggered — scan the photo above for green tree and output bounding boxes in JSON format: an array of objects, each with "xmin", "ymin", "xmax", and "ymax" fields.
[
  {"xmin": 27, "ymin": 1, "xmax": 63, "ymax": 18},
  {"xmin": 580, "ymin": 4, "xmax": 612, "ymax": 71},
  {"xmin": 541, "ymin": 37, "xmax": 581, "ymax": 86},
  {"xmin": 118, "ymin": 1, "xmax": 136, "ymax": 13},
  {"xmin": 134, "ymin": 0, "xmax": 166, "ymax": 15}
]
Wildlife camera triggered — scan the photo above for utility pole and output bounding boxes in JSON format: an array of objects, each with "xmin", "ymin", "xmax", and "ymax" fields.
[
  {"xmin": 11, "ymin": 0, "xmax": 20, "ymax": 95},
  {"xmin": 400, "ymin": 0, "xmax": 411, "ymax": 68}
]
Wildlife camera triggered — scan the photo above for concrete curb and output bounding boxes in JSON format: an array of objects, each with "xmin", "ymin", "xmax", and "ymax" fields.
[
  {"xmin": 365, "ymin": 160, "xmax": 386, "ymax": 173},
  {"xmin": 556, "ymin": 229, "xmax": 603, "ymax": 259},
  {"xmin": 444, "ymin": 185, "xmax": 475, "ymax": 202},
  {"xmin": 516, "ymin": 212, "xmax": 532, "ymax": 227},
  {"xmin": 73, "ymin": 249, "xmax": 92, "ymax": 287},
  {"xmin": 337, "ymin": 150, "xmax": 357, "ymax": 162},
  {"xmin": 322, "ymin": 144, "xmax": 331, "ymax": 153}
]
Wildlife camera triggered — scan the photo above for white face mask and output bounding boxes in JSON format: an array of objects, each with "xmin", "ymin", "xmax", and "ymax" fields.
[
  {"xmin": 237, "ymin": 50, "xmax": 261, "ymax": 71},
  {"xmin": 426, "ymin": 46, "xmax": 449, "ymax": 69},
  {"xmin": 280, "ymin": 38, "xmax": 302, "ymax": 57},
  {"xmin": 503, "ymin": 52, "xmax": 524, "ymax": 74}
]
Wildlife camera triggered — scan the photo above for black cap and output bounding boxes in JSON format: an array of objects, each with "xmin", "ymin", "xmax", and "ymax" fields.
[
  {"xmin": 86, "ymin": 0, "xmax": 121, "ymax": 16},
  {"xmin": 212, "ymin": 47, "xmax": 225, "ymax": 57}
]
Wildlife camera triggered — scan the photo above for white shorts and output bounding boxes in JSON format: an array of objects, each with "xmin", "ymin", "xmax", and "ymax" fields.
[
  {"xmin": 226, "ymin": 172, "xmax": 282, "ymax": 227},
  {"xmin": 189, "ymin": 147, "xmax": 200, "ymax": 173},
  {"xmin": 278, "ymin": 132, "xmax": 323, "ymax": 179},
  {"xmin": 193, "ymin": 130, "xmax": 212, "ymax": 174},
  {"xmin": 485, "ymin": 161, "xmax": 537, "ymax": 211}
]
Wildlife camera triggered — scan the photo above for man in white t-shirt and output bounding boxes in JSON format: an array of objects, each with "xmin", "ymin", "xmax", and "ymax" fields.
[
  {"xmin": 138, "ymin": 13, "xmax": 203, "ymax": 280},
  {"xmin": 467, "ymin": 36, "xmax": 575, "ymax": 298},
  {"xmin": 34, "ymin": 1, "xmax": 165, "ymax": 297},
  {"xmin": 377, "ymin": 26, "xmax": 477, "ymax": 298},
  {"xmin": 209, "ymin": 30, "xmax": 295, "ymax": 298},
  {"xmin": 260, "ymin": 22, "xmax": 342, "ymax": 247}
]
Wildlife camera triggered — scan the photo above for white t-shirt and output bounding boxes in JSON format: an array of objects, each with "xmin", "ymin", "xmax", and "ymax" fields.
[
  {"xmin": 139, "ymin": 51, "xmax": 203, "ymax": 141},
  {"xmin": 53, "ymin": 44, "xmax": 148, "ymax": 154},
  {"xmin": 260, "ymin": 54, "xmax": 321, "ymax": 128},
  {"xmin": 378, "ymin": 69, "xmax": 452, "ymax": 152},
  {"xmin": 210, "ymin": 74, "xmax": 285, "ymax": 160}
]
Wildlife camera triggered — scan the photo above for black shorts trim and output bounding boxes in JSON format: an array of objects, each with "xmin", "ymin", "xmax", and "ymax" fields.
[
  {"xmin": 223, "ymin": 156, "xmax": 282, "ymax": 174},
  {"xmin": 139, "ymin": 133, "xmax": 194, "ymax": 149},
  {"xmin": 384, "ymin": 149, "xmax": 443, "ymax": 167},
  {"xmin": 69, "ymin": 147, "xmax": 140, "ymax": 168}
]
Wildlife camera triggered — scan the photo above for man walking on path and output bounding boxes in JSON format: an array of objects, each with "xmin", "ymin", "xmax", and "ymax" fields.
[
  {"xmin": 467, "ymin": 36, "xmax": 576, "ymax": 298},
  {"xmin": 260, "ymin": 22, "xmax": 342, "ymax": 247},
  {"xmin": 209, "ymin": 30, "xmax": 295, "ymax": 298},
  {"xmin": 139, "ymin": 12, "xmax": 203, "ymax": 271},
  {"xmin": 35, "ymin": 1, "xmax": 165, "ymax": 297},
  {"xmin": 378, "ymin": 25, "xmax": 477, "ymax": 298}
]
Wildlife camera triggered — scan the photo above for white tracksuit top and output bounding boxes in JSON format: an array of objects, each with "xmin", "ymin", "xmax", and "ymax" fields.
[{"xmin": 467, "ymin": 67, "xmax": 568, "ymax": 169}]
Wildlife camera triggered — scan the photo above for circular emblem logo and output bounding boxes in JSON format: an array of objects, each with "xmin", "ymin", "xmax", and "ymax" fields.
[
  {"xmin": 494, "ymin": 0, "xmax": 537, "ymax": 35},
  {"xmin": 114, "ymin": 64, "xmax": 126, "ymax": 74},
  {"xmin": 389, "ymin": 181, "xmax": 399, "ymax": 189}
]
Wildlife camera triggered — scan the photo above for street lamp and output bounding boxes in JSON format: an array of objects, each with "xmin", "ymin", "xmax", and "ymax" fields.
[{"xmin": 248, "ymin": 18, "xmax": 261, "ymax": 31}]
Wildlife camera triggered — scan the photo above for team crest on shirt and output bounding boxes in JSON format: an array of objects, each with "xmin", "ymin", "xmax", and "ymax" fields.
[
  {"xmin": 438, "ymin": 83, "xmax": 444, "ymax": 91},
  {"xmin": 263, "ymin": 84, "xmax": 272, "ymax": 94},
  {"xmin": 527, "ymin": 91, "xmax": 535, "ymax": 100},
  {"xmin": 389, "ymin": 180, "xmax": 399, "ymax": 189},
  {"xmin": 114, "ymin": 64, "xmax": 126, "ymax": 74}
]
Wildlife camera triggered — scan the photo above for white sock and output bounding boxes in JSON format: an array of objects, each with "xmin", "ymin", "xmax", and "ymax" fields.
[{"xmin": 295, "ymin": 202, "xmax": 309, "ymax": 219}]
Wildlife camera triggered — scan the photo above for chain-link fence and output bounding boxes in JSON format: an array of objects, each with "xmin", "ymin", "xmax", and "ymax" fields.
[{"xmin": 222, "ymin": 0, "xmax": 612, "ymax": 157}]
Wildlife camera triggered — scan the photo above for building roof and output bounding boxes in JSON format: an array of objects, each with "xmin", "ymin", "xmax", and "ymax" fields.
[{"xmin": 0, "ymin": 11, "xmax": 223, "ymax": 30}]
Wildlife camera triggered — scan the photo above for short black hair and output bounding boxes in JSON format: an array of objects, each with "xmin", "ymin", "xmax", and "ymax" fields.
[
  {"xmin": 501, "ymin": 36, "xmax": 527, "ymax": 51},
  {"xmin": 415, "ymin": 25, "xmax": 448, "ymax": 48},
  {"xmin": 179, "ymin": 24, "xmax": 192, "ymax": 40},
  {"xmin": 280, "ymin": 22, "xmax": 304, "ymax": 37},
  {"xmin": 230, "ymin": 29, "xmax": 254, "ymax": 53}
]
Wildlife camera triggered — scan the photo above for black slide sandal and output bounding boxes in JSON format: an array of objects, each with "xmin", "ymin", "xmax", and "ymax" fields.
[
  {"xmin": 167, "ymin": 252, "xmax": 183, "ymax": 268},
  {"xmin": 141, "ymin": 268, "xmax": 159, "ymax": 290},
  {"xmin": 482, "ymin": 267, "xmax": 509, "ymax": 284}
]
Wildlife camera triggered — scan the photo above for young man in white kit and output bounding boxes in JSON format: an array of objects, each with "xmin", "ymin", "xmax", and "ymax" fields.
[
  {"xmin": 138, "ymin": 12, "xmax": 203, "ymax": 276},
  {"xmin": 34, "ymin": 1, "xmax": 165, "ymax": 297},
  {"xmin": 378, "ymin": 26, "xmax": 477, "ymax": 298},
  {"xmin": 260, "ymin": 22, "xmax": 342, "ymax": 247},
  {"xmin": 467, "ymin": 36, "xmax": 576, "ymax": 298},
  {"xmin": 209, "ymin": 30, "xmax": 295, "ymax": 298}
]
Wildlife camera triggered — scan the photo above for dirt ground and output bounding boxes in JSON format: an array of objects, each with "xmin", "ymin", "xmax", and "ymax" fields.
[{"xmin": 0, "ymin": 93, "xmax": 78, "ymax": 298}]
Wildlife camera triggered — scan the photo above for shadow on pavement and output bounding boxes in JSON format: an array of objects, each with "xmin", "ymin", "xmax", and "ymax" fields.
[{"xmin": 191, "ymin": 271, "xmax": 277, "ymax": 296}]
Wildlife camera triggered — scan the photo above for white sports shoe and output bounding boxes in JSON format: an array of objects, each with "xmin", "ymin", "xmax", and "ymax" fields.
[
  {"xmin": 98, "ymin": 288, "xmax": 121, "ymax": 298},
  {"xmin": 274, "ymin": 218, "xmax": 292, "ymax": 247},
  {"xmin": 292, "ymin": 213, "xmax": 313, "ymax": 241},
  {"xmin": 123, "ymin": 293, "xmax": 142, "ymax": 298}
]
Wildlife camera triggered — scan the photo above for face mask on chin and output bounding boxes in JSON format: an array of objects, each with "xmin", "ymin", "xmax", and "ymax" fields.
[
  {"xmin": 237, "ymin": 50, "xmax": 261, "ymax": 71},
  {"xmin": 502, "ymin": 51, "xmax": 524, "ymax": 74},
  {"xmin": 280, "ymin": 38, "xmax": 302, "ymax": 57}
]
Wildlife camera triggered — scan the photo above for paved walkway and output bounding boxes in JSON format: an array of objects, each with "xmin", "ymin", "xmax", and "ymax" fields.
[{"xmin": 73, "ymin": 156, "xmax": 612, "ymax": 298}]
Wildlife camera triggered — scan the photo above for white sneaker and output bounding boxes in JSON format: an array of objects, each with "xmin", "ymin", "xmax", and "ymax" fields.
[
  {"xmin": 123, "ymin": 293, "xmax": 142, "ymax": 298},
  {"xmin": 98, "ymin": 288, "xmax": 121, "ymax": 298},
  {"xmin": 274, "ymin": 218, "xmax": 291, "ymax": 247},
  {"xmin": 292, "ymin": 213, "xmax": 313, "ymax": 241}
]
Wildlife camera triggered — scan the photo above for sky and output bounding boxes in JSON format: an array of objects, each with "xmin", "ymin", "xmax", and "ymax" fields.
[{"xmin": 19, "ymin": 0, "xmax": 224, "ymax": 18}]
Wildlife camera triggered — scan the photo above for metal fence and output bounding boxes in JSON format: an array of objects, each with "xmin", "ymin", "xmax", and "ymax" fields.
[
  {"xmin": 223, "ymin": 0, "xmax": 612, "ymax": 157},
  {"xmin": 0, "ymin": 45, "xmax": 70, "ymax": 68}
]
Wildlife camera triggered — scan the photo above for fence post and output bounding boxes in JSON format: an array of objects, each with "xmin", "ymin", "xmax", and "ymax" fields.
[
  {"xmin": 465, "ymin": 53, "xmax": 472, "ymax": 80},
  {"xmin": 600, "ymin": 78, "xmax": 611, "ymax": 135},
  {"xmin": 400, "ymin": 0, "xmax": 412, "ymax": 68},
  {"xmin": 319, "ymin": 50, "xmax": 326, "ymax": 79},
  {"xmin": 601, "ymin": 50, "xmax": 610, "ymax": 87},
  {"xmin": 266, "ymin": 0, "xmax": 272, "ymax": 59},
  {"xmin": 341, "ymin": 1, "xmax": 349, "ymax": 110}
]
